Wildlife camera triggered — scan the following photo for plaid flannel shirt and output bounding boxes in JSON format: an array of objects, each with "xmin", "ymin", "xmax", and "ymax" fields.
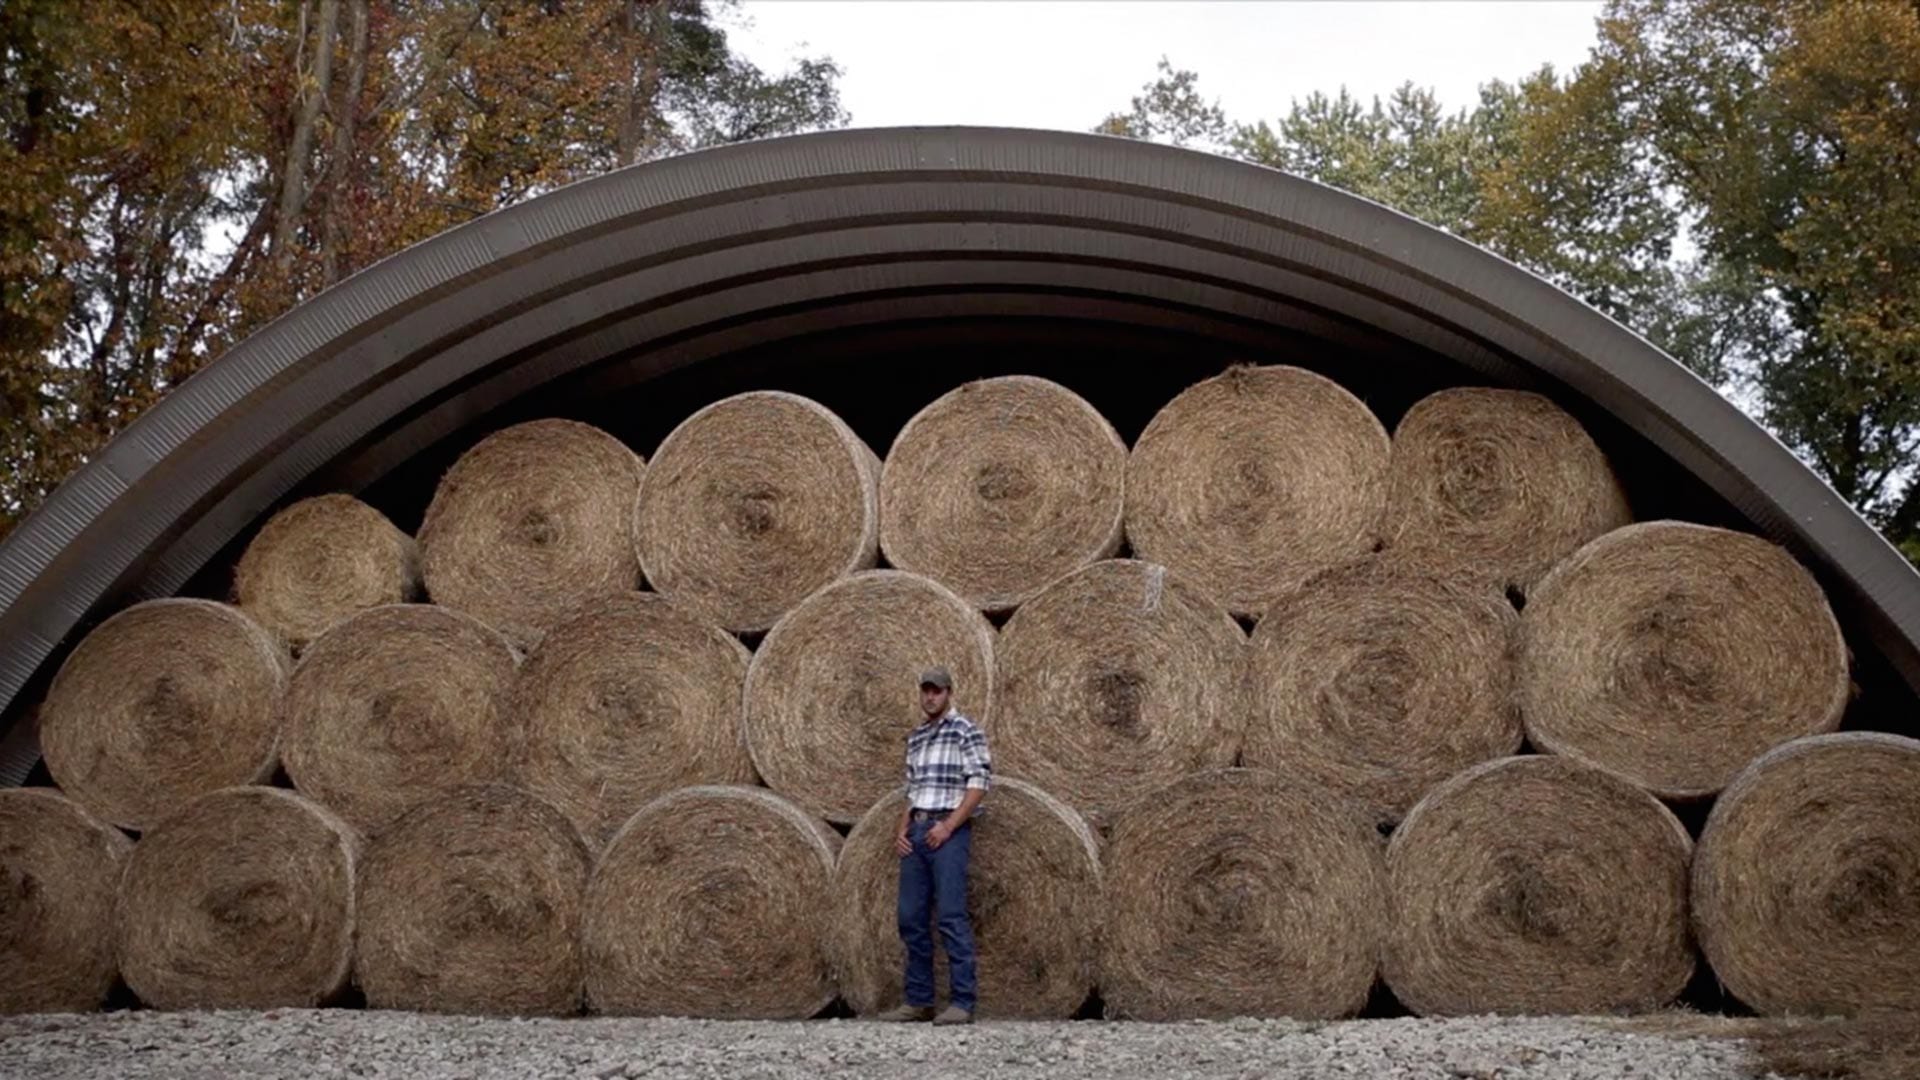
[{"xmin": 904, "ymin": 709, "xmax": 991, "ymax": 811}]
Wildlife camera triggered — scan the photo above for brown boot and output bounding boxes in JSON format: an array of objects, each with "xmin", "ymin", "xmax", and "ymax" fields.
[
  {"xmin": 932, "ymin": 1005, "xmax": 973, "ymax": 1026},
  {"xmin": 872, "ymin": 1004, "xmax": 935, "ymax": 1022}
]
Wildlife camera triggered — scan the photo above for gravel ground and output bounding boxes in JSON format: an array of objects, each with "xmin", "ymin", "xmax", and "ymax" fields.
[{"xmin": 0, "ymin": 1009, "xmax": 1771, "ymax": 1080}]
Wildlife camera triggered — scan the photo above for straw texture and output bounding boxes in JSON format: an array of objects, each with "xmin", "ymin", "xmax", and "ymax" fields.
[
  {"xmin": 0, "ymin": 788, "xmax": 130, "ymax": 1014},
  {"xmin": 1381, "ymin": 388, "xmax": 1630, "ymax": 594},
  {"xmin": 991, "ymin": 559, "xmax": 1248, "ymax": 826},
  {"xmin": 745, "ymin": 570, "xmax": 994, "ymax": 824},
  {"xmin": 418, "ymin": 419, "xmax": 644, "ymax": 650},
  {"xmin": 635, "ymin": 391, "xmax": 880, "ymax": 633},
  {"xmin": 281, "ymin": 604, "xmax": 519, "ymax": 835},
  {"xmin": 1246, "ymin": 559, "xmax": 1521, "ymax": 827},
  {"xmin": 1100, "ymin": 768, "xmax": 1388, "ymax": 1020},
  {"xmin": 233, "ymin": 494, "xmax": 420, "ymax": 650},
  {"xmin": 583, "ymin": 785, "xmax": 840, "ymax": 1018},
  {"xmin": 1693, "ymin": 732, "xmax": 1920, "ymax": 1016},
  {"xmin": 354, "ymin": 785, "xmax": 590, "ymax": 1016},
  {"xmin": 1519, "ymin": 521, "xmax": 1850, "ymax": 798},
  {"xmin": 880, "ymin": 376, "xmax": 1126, "ymax": 611},
  {"xmin": 518, "ymin": 593, "xmax": 755, "ymax": 845},
  {"xmin": 830, "ymin": 776, "xmax": 1101, "ymax": 1019},
  {"xmin": 114, "ymin": 786, "xmax": 357, "ymax": 1010},
  {"xmin": 1383, "ymin": 755, "xmax": 1695, "ymax": 1017},
  {"xmin": 1125, "ymin": 365, "xmax": 1390, "ymax": 617},
  {"xmin": 38, "ymin": 598, "xmax": 287, "ymax": 831}
]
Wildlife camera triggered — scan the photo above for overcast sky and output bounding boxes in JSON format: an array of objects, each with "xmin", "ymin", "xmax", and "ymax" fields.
[{"xmin": 730, "ymin": 1, "xmax": 1608, "ymax": 134}]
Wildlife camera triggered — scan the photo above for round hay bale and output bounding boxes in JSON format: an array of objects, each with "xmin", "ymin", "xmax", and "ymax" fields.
[
  {"xmin": 354, "ymin": 785, "xmax": 590, "ymax": 1016},
  {"xmin": 114, "ymin": 786, "xmax": 356, "ymax": 1010},
  {"xmin": 233, "ymin": 494, "xmax": 420, "ymax": 650},
  {"xmin": 418, "ymin": 419, "xmax": 644, "ymax": 650},
  {"xmin": 1246, "ymin": 559, "xmax": 1522, "ymax": 828},
  {"xmin": 1125, "ymin": 365, "xmax": 1390, "ymax": 617},
  {"xmin": 829, "ymin": 776, "xmax": 1100, "ymax": 1019},
  {"xmin": 1693, "ymin": 732, "xmax": 1920, "ymax": 1016},
  {"xmin": 281, "ymin": 604, "xmax": 519, "ymax": 835},
  {"xmin": 519, "ymin": 594, "xmax": 755, "ymax": 845},
  {"xmin": 1382, "ymin": 755, "xmax": 1694, "ymax": 1017},
  {"xmin": 635, "ymin": 391, "xmax": 879, "ymax": 633},
  {"xmin": 991, "ymin": 559, "xmax": 1248, "ymax": 826},
  {"xmin": 880, "ymin": 376, "xmax": 1125, "ymax": 611},
  {"xmin": 745, "ymin": 570, "xmax": 994, "ymax": 825},
  {"xmin": 1381, "ymin": 388, "xmax": 1631, "ymax": 595},
  {"xmin": 1101, "ymin": 768, "xmax": 1387, "ymax": 1020},
  {"xmin": 39, "ymin": 599, "xmax": 286, "ymax": 832},
  {"xmin": 0, "ymin": 788, "xmax": 130, "ymax": 1014},
  {"xmin": 584, "ymin": 785, "xmax": 840, "ymax": 1018},
  {"xmin": 1518, "ymin": 521, "xmax": 1849, "ymax": 799}
]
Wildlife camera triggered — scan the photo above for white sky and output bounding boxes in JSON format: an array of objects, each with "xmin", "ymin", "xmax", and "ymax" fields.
[{"xmin": 730, "ymin": 1, "xmax": 1607, "ymax": 133}]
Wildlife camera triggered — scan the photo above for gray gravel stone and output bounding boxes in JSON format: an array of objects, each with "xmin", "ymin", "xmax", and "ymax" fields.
[{"xmin": 0, "ymin": 1010, "xmax": 1763, "ymax": 1080}]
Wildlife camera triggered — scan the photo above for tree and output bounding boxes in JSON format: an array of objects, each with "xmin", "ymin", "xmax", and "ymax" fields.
[
  {"xmin": 0, "ymin": 0, "xmax": 847, "ymax": 538},
  {"xmin": 1602, "ymin": 0, "xmax": 1920, "ymax": 549},
  {"xmin": 1095, "ymin": 58, "xmax": 1228, "ymax": 148},
  {"xmin": 1097, "ymin": 5, "xmax": 1920, "ymax": 555}
]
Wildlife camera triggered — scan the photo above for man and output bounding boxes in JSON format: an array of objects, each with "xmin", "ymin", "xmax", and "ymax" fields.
[{"xmin": 874, "ymin": 666, "xmax": 991, "ymax": 1026}]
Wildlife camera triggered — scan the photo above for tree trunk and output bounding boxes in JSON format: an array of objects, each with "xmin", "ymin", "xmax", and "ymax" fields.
[
  {"xmin": 271, "ymin": 0, "xmax": 342, "ymax": 265},
  {"xmin": 616, "ymin": 0, "xmax": 666, "ymax": 167},
  {"xmin": 322, "ymin": 0, "xmax": 370, "ymax": 286}
]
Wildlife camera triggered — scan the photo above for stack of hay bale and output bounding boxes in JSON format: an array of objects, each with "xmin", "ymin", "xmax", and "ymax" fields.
[{"xmin": 4, "ymin": 368, "xmax": 1915, "ymax": 1024}]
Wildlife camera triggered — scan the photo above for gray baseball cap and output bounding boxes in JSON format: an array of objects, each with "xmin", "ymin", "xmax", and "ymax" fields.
[{"xmin": 918, "ymin": 667, "xmax": 954, "ymax": 690}]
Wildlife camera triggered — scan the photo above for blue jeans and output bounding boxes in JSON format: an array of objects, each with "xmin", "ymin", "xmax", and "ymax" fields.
[{"xmin": 897, "ymin": 817, "xmax": 977, "ymax": 1011}]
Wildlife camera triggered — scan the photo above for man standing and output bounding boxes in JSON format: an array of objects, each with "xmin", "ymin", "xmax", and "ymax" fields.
[{"xmin": 875, "ymin": 666, "xmax": 990, "ymax": 1025}]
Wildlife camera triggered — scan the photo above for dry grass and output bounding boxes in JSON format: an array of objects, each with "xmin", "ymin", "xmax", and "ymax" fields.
[
  {"xmin": 1693, "ymin": 733, "xmax": 1920, "ymax": 1017},
  {"xmin": 1380, "ymin": 386, "xmax": 1630, "ymax": 596},
  {"xmin": 418, "ymin": 418, "xmax": 644, "ymax": 651},
  {"xmin": 38, "ymin": 598, "xmax": 287, "ymax": 831},
  {"xmin": 1385, "ymin": 755, "xmax": 1694, "ymax": 1017},
  {"xmin": 879, "ymin": 375, "xmax": 1125, "ymax": 612},
  {"xmin": 233, "ymin": 493, "xmax": 420, "ymax": 651},
  {"xmin": 1125, "ymin": 364, "xmax": 1391, "ymax": 618},
  {"xmin": 1603, "ymin": 1010, "xmax": 1920, "ymax": 1080},
  {"xmin": 744, "ymin": 569, "xmax": 993, "ymax": 825},
  {"xmin": 991, "ymin": 558, "xmax": 1248, "ymax": 827},
  {"xmin": 1518, "ymin": 520, "xmax": 1849, "ymax": 799},
  {"xmin": 634, "ymin": 391, "xmax": 879, "ymax": 634}
]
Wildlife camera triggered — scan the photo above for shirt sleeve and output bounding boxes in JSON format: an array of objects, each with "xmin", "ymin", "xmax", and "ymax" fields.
[{"xmin": 961, "ymin": 722, "xmax": 992, "ymax": 791}]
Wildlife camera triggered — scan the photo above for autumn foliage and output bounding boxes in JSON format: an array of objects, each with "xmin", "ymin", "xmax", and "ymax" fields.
[{"xmin": 0, "ymin": 0, "xmax": 844, "ymax": 536}]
